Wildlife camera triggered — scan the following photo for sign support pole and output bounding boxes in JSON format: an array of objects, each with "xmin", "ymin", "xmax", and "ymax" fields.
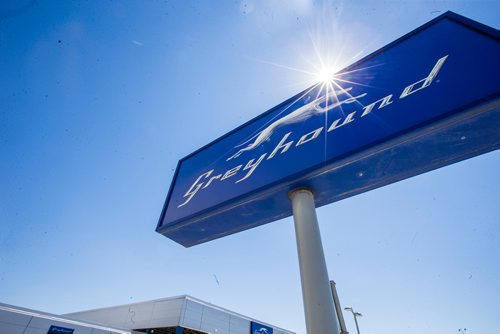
[{"xmin": 290, "ymin": 188, "xmax": 340, "ymax": 334}]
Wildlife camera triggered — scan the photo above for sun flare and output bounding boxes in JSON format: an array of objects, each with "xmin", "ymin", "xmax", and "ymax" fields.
[{"xmin": 315, "ymin": 65, "xmax": 338, "ymax": 84}]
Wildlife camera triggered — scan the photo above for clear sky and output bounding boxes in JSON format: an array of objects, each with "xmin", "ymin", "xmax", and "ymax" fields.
[{"xmin": 1, "ymin": 1, "xmax": 499, "ymax": 334}]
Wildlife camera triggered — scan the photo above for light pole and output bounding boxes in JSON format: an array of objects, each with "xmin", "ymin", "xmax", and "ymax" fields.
[{"xmin": 344, "ymin": 307, "xmax": 362, "ymax": 334}]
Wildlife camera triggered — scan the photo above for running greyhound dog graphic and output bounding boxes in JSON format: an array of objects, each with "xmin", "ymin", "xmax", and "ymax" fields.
[{"xmin": 227, "ymin": 87, "xmax": 367, "ymax": 161}]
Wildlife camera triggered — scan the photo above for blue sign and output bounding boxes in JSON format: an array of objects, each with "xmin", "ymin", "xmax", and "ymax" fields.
[
  {"xmin": 157, "ymin": 11, "xmax": 500, "ymax": 247},
  {"xmin": 47, "ymin": 325, "xmax": 75, "ymax": 334},
  {"xmin": 251, "ymin": 321, "xmax": 273, "ymax": 334}
]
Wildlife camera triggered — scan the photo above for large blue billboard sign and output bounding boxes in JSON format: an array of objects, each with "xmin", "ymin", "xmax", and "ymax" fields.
[{"xmin": 157, "ymin": 12, "xmax": 500, "ymax": 247}]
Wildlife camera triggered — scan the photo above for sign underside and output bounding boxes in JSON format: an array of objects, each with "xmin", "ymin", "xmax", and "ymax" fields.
[{"xmin": 157, "ymin": 11, "xmax": 500, "ymax": 247}]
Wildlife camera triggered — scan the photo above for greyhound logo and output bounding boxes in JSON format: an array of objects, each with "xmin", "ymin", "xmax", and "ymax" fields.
[
  {"xmin": 175, "ymin": 55, "xmax": 449, "ymax": 209},
  {"xmin": 254, "ymin": 328, "xmax": 269, "ymax": 334},
  {"xmin": 227, "ymin": 87, "xmax": 367, "ymax": 161}
]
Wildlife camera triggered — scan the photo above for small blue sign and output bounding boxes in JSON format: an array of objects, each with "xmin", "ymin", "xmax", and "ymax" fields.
[
  {"xmin": 157, "ymin": 11, "xmax": 500, "ymax": 247},
  {"xmin": 251, "ymin": 321, "xmax": 273, "ymax": 334},
  {"xmin": 48, "ymin": 325, "xmax": 75, "ymax": 334}
]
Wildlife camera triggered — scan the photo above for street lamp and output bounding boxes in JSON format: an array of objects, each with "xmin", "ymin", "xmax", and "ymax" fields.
[{"xmin": 344, "ymin": 306, "xmax": 363, "ymax": 334}]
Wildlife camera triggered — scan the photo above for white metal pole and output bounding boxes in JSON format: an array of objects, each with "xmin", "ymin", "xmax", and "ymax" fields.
[
  {"xmin": 290, "ymin": 188, "xmax": 339, "ymax": 334},
  {"xmin": 330, "ymin": 280, "xmax": 349, "ymax": 334}
]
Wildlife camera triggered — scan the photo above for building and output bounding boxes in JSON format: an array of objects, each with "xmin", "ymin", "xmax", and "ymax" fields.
[
  {"xmin": 0, "ymin": 302, "xmax": 135, "ymax": 334},
  {"xmin": 65, "ymin": 295, "xmax": 293, "ymax": 334},
  {"xmin": 0, "ymin": 295, "xmax": 294, "ymax": 334}
]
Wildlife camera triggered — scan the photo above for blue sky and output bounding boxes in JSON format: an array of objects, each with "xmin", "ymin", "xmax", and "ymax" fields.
[{"xmin": 1, "ymin": 1, "xmax": 499, "ymax": 334}]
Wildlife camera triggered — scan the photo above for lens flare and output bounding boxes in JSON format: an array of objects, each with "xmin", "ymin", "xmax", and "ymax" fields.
[
  {"xmin": 234, "ymin": 4, "xmax": 385, "ymax": 162},
  {"xmin": 315, "ymin": 65, "xmax": 338, "ymax": 84}
]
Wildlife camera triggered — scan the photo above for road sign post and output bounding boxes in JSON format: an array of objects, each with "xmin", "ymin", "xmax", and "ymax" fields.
[{"xmin": 290, "ymin": 188, "xmax": 339, "ymax": 334}]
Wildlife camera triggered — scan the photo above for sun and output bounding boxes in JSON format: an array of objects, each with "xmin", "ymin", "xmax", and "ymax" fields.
[{"xmin": 315, "ymin": 65, "xmax": 339, "ymax": 85}]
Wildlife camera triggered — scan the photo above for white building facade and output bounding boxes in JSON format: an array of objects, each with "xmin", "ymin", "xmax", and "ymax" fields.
[
  {"xmin": 65, "ymin": 295, "xmax": 294, "ymax": 334},
  {"xmin": 0, "ymin": 302, "xmax": 135, "ymax": 334},
  {"xmin": 0, "ymin": 296, "xmax": 294, "ymax": 334}
]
